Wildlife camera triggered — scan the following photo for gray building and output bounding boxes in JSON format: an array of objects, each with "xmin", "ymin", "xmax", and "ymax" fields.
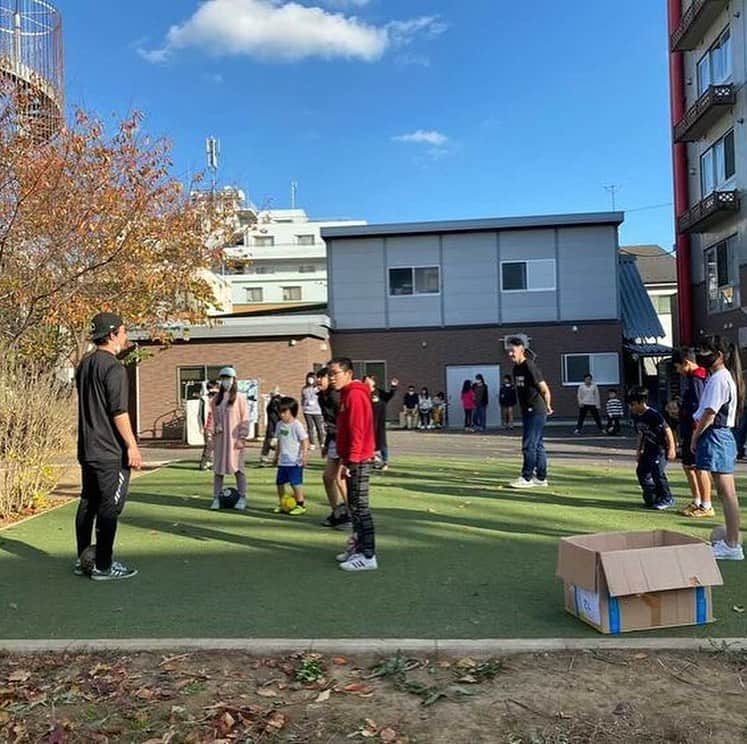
[
  {"xmin": 322, "ymin": 211, "xmax": 656, "ymax": 422},
  {"xmin": 668, "ymin": 0, "xmax": 747, "ymax": 346}
]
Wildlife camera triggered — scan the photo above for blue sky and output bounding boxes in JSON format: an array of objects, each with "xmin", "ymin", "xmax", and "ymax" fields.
[{"xmin": 59, "ymin": 0, "xmax": 673, "ymax": 248}]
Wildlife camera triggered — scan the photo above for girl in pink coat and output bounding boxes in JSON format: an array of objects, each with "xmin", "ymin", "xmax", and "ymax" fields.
[{"xmin": 205, "ymin": 367, "xmax": 250, "ymax": 510}]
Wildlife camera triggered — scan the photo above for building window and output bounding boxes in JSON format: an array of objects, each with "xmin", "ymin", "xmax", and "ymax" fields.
[
  {"xmin": 254, "ymin": 236, "xmax": 275, "ymax": 247},
  {"xmin": 388, "ymin": 266, "xmax": 440, "ymax": 296},
  {"xmin": 297, "ymin": 234, "xmax": 315, "ymax": 245},
  {"xmin": 501, "ymin": 259, "xmax": 556, "ymax": 292},
  {"xmin": 697, "ymin": 27, "xmax": 731, "ymax": 94},
  {"xmin": 353, "ymin": 360, "xmax": 387, "ymax": 384},
  {"xmin": 700, "ymin": 130, "xmax": 735, "ymax": 197},
  {"xmin": 282, "ymin": 286, "xmax": 302, "ymax": 301},
  {"xmin": 254, "ymin": 265, "xmax": 276, "ymax": 274},
  {"xmin": 298, "ymin": 264, "xmax": 317, "ymax": 273},
  {"xmin": 178, "ymin": 365, "xmax": 233, "ymax": 402},
  {"xmin": 650, "ymin": 295, "xmax": 672, "ymax": 315},
  {"xmin": 245, "ymin": 287, "xmax": 263, "ymax": 302},
  {"xmin": 562, "ymin": 353, "xmax": 619, "ymax": 386},
  {"xmin": 705, "ymin": 235, "xmax": 739, "ymax": 314}
]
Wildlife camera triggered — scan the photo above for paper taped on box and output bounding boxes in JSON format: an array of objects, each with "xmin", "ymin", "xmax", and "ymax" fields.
[{"xmin": 556, "ymin": 530, "xmax": 723, "ymax": 634}]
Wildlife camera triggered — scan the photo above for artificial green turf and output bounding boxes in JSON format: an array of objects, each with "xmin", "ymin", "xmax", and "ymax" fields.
[{"xmin": 0, "ymin": 455, "xmax": 745, "ymax": 639}]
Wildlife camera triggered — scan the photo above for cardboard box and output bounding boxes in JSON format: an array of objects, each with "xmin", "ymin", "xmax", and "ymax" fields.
[{"xmin": 556, "ymin": 530, "xmax": 723, "ymax": 634}]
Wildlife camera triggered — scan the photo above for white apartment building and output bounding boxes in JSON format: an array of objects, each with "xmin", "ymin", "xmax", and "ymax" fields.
[{"xmin": 219, "ymin": 207, "xmax": 366, "ymax": 311}]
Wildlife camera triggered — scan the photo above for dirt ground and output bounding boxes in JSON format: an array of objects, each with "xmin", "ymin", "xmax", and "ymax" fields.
[{"xmin": 1, "ymin": 647, "xmax": 746, "ymax": 743}]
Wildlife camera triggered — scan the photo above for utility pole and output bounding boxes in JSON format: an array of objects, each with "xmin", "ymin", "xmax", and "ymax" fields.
[
  {"xmin": 206, "ymin": 136, "xmax": 219, "ymax": 199},
  {"xmin": 290, "ymin": 180, "xmax": 298, "ymax": 209},
  {"xmin": 604, "ymin": 184, "xmax": 619, "ymax": 211}
]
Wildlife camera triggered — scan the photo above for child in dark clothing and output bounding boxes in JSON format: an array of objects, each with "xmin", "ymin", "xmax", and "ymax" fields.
[
  {"xmin": 498, "ymin": 375, "xmax": 517, "ymax": 430},
  {"xmin": 628, "ymin": 387, "xmax": 676, "ymax": 510}
]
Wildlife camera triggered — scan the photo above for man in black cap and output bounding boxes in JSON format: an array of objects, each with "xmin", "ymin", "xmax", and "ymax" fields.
[{"xmin": 74, "ymin": 312, "xmax": 141, "ymax": 580}]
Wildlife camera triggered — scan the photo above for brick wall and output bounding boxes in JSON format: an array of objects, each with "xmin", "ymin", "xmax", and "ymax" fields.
[
  {"xmin": 330, "ymin": 321, "xmax": 623, "ymax": 419},
  {"xmin": 136, "ymin": 336, "xmax": 330, "ymax": 439}
]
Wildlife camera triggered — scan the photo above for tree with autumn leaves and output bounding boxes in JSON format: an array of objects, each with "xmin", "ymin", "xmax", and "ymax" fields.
[{"xmin": 0, "ymin": 96, "xmax": 235, "ymax": 366}]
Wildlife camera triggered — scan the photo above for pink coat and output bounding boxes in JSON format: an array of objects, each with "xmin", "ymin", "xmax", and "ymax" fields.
[
  {"xmin": 461, "ymin": 390, "xmax": 476, "ymax": 411},
  {"xmin": 206, "ymin": 392, "xmax": 249, "ymax": 475}
]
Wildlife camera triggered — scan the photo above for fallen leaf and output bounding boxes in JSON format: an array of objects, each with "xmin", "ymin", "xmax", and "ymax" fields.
[
  {"xmin": 256, "ymin": 688, "xmax": 277, "ymax": 698},
  {"xmin": 88, "ymin": 663, "xmax": 111, "ymax": 677},
  {"xmin": 457, "ymin": 674, "xmax": 478, "ymax": 684},
  {"xmin": 436, "ymin": 661, "xmax": 451, "ymax": 669},
  {"xmin": 7, "ymin": 670, "xmax": 30, "ymax": 683},
  {"xmin": 332, "ymin": 656, "xmax": 348, "ymax": 666},
  {"xmin": 380, "ymin": 728, "xmax": 398, "ymax": 743},
  {"xmin": 732, "ymin": 605, "xmax": 745, "ymax": 614},
  {"xmin": 265, "ymin": 712, "xmax": 285, "ymax": 731},
  {"xmin": 0, "ymin": 711, "xmax": 9, "ymax": 724},
  {"xmin": 315, "ymin": 689, "xmax": 331, "ymax": 702},
  {"xmin": 632, "ymin": 653, "xmax": 648, "ymax": 660},
  {"xmin": 342, "ymin": 683, "xmax": 373, "ymax": 694},
  {"xmin": 135, "ymin": 687, "xmax": 155, "ymax": 701},
  {"xmin": 456, "ymin": 657, "xmax": 477, "ymax": 670}
]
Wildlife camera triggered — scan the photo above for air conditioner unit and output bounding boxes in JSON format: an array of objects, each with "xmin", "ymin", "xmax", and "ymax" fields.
[{"xmin": 502, "ymin": 333, "xmax": 530, "ymax": 350}]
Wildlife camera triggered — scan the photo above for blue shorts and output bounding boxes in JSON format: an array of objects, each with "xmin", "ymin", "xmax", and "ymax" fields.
[
  {"xmin": 276, "ymin": 465, "xmax": 304, "ymax": 487},
  {"xmin": 696, "ymin": 428, "xmax": 736, "ymax": 474}
]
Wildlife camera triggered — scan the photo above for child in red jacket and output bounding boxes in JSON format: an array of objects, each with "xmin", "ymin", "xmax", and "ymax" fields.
[{"xmin": 329, "ymin": 357, "xmax": 378, "ymax": 572}]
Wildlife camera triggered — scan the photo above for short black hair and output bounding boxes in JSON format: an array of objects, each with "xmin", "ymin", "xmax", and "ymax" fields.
[
  {"xmin": 316, "ymin": 367, "xmax": 329, "ymax": 379},
  {"xmin": 627, "ymin": 386, "xmax": 649, "ymax": 405},
  {"xmin": 608, "ymin": 388, "xmax": 617, "ymax": 394},
  {"xmin": 672, "ymin": 346, "xmax": 695, "ymax": 365},
  {"xmin": 278, "ymin": 396, "xmax": 299, "ymax": 417},
  {"xmin": 583, "ymin": 373, "xmax": 592, "ymax": 379},
  {"xmin": 507, "ymin": 336, "xmax": 525, "ymax": 347},
  {"xmin": 329, "ymin": 356, "xmax": 353, "ymax": 372}
]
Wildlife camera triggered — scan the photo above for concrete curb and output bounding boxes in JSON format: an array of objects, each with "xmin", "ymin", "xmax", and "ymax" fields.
[{"xmin": 1, "ymin": 637, "xmax": 746, "ymax": 655}]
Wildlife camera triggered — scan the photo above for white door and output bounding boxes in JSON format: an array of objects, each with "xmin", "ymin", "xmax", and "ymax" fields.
[{"xmin": 445, "ymin": 364, "xmax": 502, "ymax": 429}]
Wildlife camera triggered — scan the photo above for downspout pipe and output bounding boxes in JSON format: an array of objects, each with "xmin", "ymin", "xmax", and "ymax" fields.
[{"xmin": 668, "ymin": 0, "xmax": 694, "ymax": 344}]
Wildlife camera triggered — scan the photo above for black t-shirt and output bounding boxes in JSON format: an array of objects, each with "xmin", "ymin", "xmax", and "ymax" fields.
[
  {"xmin": 513, "ymin": 359, "xmax": 546, "ymax": 415},
  {"xmin": 76, "ymin": 350, "xmax": 129, "ymax": 465},
  {"xmin": 317, "ymin": 388, "xmax": 340, "ymax": 437},
  {"xmin": 403, "ymin": 392, "xmax": 419, "ymax": 409},
  {"xmin": 634, "ymin": 407, "xmax": 668, "ymax": 456}
]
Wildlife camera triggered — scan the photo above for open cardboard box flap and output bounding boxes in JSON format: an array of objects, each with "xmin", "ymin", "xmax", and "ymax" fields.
[
  {"xmin": 556, "ymin": 538, "xmax": 599, "ymax": 592},
  {"xmin": 600, "ymin": 542, "xmax": 724, "ymax": 597}
]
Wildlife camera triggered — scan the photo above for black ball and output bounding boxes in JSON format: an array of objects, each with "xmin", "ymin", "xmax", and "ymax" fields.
[
  {"xmin": 79, "ymin": 545, "xmax": 96, "ymax": 576},
  {"xmin": 218, "ymin": 487, "xmax": 240, "ymax": 509}
]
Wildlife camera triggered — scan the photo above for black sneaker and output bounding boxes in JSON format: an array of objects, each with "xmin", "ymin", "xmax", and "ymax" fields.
[
  {"xmin": 73, "ymin": 559, "xmax": 83, "ymax": 577},
  {"xmin": 320, "ymin": 513, "xmax": 337, "ymax": 527},
  {"xmin": 90, "ymin": 561, "xmax": 138, "ymax": 581}
]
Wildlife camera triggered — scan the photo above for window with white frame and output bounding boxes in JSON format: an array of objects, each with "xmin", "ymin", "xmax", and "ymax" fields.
[
  {"xmin": 501, "ymin": 259, "xmax": 556, "ymax": 292},
  {"xmin": 296, "ymin": 234, "xmax": 315, "ymax": 245},
  {"xmin": 353, "ymin": 360, "xmax": 387, "ymax": 384},
  {"xmin": 282, "ymin": 286, "xmax": 302, "ymax": 301},
  {"xmin": 697, "ymin": 27, "xmax": 731, "ymax": 95},
  {"xmin": 562, "ymin": 353, "xmax": 620, "ymax": 386},
  {"xmin": 705, "ymin": 235, "xmax": 739, "ymax": 314},
  {"xmin": 178, "ymin": 365, "xmax": 233, "ymax": 402},
  {"xmin": 254, "ymin": 265, "xmax": 276, "ymax": 274},
  {"xmin": 254, "ymin": 236, "xmax": 275, "ymax": 247},
  {"xmin": 245, "ymin": 287, "xmax": 263, "ymax": 302},
  {"xmin": 388, "ymin": 266, "xmax": 440, "ymax": 296},
  {"xmin": 298, "ymin": 264, "xmax": 317, "ymax": 273},
  {"xmin": 700, "ymin": 130, "xmax": 735, "ymax": 197}
]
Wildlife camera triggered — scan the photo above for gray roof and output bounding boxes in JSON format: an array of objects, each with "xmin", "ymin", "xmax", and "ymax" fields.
[
  {"xmin": 619, "ymin": 256, "xmax": 665, "ymax": 340},
  {"xmin": 619, "ymin": 245, "xmax": 677, "ymax": 286},
  {"xmin": 322, "ymin": 211, "xmax": 624, "ymax": 239}
]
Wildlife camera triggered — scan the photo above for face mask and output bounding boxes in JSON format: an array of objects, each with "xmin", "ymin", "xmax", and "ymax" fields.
[
  {"xmin": 307, "ymin": 378, "xmax": 315, "ymax": 386},
  {"xmin": 220, "ymin": 378, "xmax": 233, "ymax": 390},
  {"xmin": 696, "ymin": 352, "xmax": 717, "ymax": 369}
]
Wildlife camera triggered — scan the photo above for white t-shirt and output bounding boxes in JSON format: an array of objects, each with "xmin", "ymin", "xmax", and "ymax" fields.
[
  {"xmin": 274, "ymin": 419, "xmax": 308, "ymax": 466},
  {"xmin": 694, "ymin": 368, "xmax": 737, "ymax": 428}
]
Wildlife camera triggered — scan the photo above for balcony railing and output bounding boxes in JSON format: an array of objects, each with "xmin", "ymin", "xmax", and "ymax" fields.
[
  {"xmin": 674, "ymin": 84, "xmax": 735, "ymax": 142},
  {"xmin": 677, "ymin": 190, "xmax": 739, "ymax": 234},
  {"xmin": 671, "ymin": 0, "xmax": 729, "ymax": 51}
]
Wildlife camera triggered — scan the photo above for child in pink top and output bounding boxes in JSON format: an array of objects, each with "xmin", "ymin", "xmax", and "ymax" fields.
[{"xmin": 461, "ymin": 379, "xmax": 476, "ymax": 432}]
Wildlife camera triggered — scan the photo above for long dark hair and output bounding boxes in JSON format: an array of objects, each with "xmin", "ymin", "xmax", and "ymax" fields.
[
  {"xmin": 461, "ymin": 379, "xmax": 472, "ymax": 394},
  {"xmin": 697, "ymin": 336, "xmax": 744, "ymax": 416},
  {"xmin": 215, "ymin": 378, "xmax": 238, "ymax": 407}
]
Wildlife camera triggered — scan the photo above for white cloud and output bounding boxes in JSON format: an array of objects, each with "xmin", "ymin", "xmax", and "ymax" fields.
[
  {"xmin": 139, "ymin": 0, "xmax": 446, "ymax": 64},
  {"xmin": 392, "ymin": 130, "xmax": 449, "ymax": 147},
  {"xmin": 201, "ymin": 72, "xmax": 225, "ymax": 84}
]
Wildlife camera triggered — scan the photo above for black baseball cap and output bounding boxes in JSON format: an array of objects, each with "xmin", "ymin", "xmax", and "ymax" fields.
[{"xmin": 90, "ymin": 312, "xmax": 124, "ymax": 340}]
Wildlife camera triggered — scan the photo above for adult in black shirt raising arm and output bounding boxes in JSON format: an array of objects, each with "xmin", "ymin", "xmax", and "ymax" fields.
[
  {"xmin": 507, "ymin": 336, "xmax": 553, "ymax": 488},
  {"xmin": 75, "ymin": 313, "xmax": 141, "ymax": 580}
]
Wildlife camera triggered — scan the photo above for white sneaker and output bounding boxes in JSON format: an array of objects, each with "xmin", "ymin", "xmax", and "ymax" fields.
[
  {"xmin": 508, "ymin": 477, "xmax": 535, "ymax": 489},
  {"xmin": 531, "ymin": 477, "xmax": 548, "ymax": 488},
  {"xmin": 711, "ymin": 539, "xmax": 744, "ymax": 561},
  {"xmin": 234, "ymin": 497, "xmax": 247, "ymax": 511},
  {"xmin": 210, "ymin": 498, "xmax": 220, "ymax": 510},
  {"xmin": 336, "ymin": 535, "xmax": 358, "ymax": 563},
  {"xmin": 340, "ymin": 553, "xmax": 378, "ymax": 571}
]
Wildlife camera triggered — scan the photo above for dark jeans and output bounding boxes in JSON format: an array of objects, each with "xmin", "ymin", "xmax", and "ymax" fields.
[
  {"xmin": 576, "ymin": 405, "xmax": 603, "ymax": 431},
  {"xmin": 419, "ymin": 411, "xmax": 431, "ymax": 428},
  {"xmin": 473, "ymin": 405, "xmax": 487, "ymax": 431},
  {"xmin": 347, "ymin": 462, "xmax": 375, "ymax": 558},
  {"xmin": 521, "ymin": 413, "xmax": 547, "ymax": 481},
  {"xmin": 636, "ymin": 452, "xmax": 672, "ymax": 507},
  {"xmin": 464, "ymin": 409, "xmax": 473, "ymax": 428},
  {"xmin": 75, "ymin": 463, "xmax": 130, "ymax": 571},
  {"xmin": 304, "ymin": 413, "xmax": 325, "ymax": 446},
  {"xmin": 606, "ymin": 416, "xmax": 621, "ymax": 435}
]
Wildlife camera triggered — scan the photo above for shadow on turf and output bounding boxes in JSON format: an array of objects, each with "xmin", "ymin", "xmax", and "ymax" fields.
[{"xmin": 0, "ymin": 536, "xmax": 50, "ymax": 559}]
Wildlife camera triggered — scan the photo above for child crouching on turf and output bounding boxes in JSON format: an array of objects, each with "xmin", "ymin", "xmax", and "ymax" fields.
[
  {"xmin": 273, "ymin": 396, "xmax": 309, "ymax": 515},
  {"xmin": 628, "ymin": 386, "xmax": 676, "ymax": 510}
]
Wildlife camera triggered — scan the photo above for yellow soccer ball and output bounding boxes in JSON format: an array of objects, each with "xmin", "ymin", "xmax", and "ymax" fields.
[{"xmin": 281, "ymin": 494, "xmax": 297, "ymax": 513}]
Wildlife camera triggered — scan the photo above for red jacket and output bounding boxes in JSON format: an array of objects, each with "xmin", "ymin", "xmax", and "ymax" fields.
[{"xmin": 336, "ymin": 380, "xmax": 375, "ymax": 463}]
